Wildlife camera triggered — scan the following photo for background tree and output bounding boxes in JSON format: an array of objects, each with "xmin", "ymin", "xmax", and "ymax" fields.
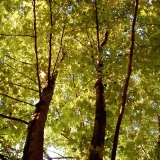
[{"xmin": 0, "ymin": 0, "xmax": 160, "ymax": 159}]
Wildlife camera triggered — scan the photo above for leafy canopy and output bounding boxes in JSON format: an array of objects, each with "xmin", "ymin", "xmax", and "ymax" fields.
[{"xmin": 0, "ymin": 0, "xmax": 160, "ymax": 159}]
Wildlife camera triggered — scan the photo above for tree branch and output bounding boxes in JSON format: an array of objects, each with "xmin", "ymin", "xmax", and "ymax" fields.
[
  {"xmin": 94, "ymin": 0, "xmax": 100, "ymax": 51},
  {"xmin": 61, "ymin": 133, "xmax": 70, "ymax": 140},
  {"xmin": 53, "ymin": 24, "xmax": 66, "ymax": 73},
  {"xmin": 0, "ymin": 113, "xmax": 29, "ymax": 125},
  {"xmin": 52, "ymin": 0, "xmax": 68, "ymax": 26},
  {"xmin": 3, "ymin": 62, "xmax": 38, "ymax": 84},
  {"xmin": 51, "ymin": 157, "xmax": 75, "ymax": 159},
  {"xmin": 5, "ymin": 54, "xmax": 32, "ymax": 65},
  {"xmin": 100, "ymin": 29, "xmax": 109, "ymax": 48},
  {"xmin": 0, "ymin": 33, "xmax": 34, "ymax": 38},
  {"xmin": 44, "ymin": 149, "xmax": 75, "ymax": 160},
  {"xmin": 0, "ymin": 93, "xmax": 34, "ymax": 107},
  {"xmin": 140, "ymin": 145, "xmax": 150, "ymax": 160},
  {"xmin": 48, "ymin": 0, "xmax": 53, "ymax": 82},
  {"xmin": 10, "ymin": 82, "xmax": 39, "ymax": 92},
  {"xmin": 33, "ymin": 0, "xmax": 41, "ymax": 100},
  {"xmin": 158, "ymin": 116, "xmax": 160, "ymax": 143},
  {"xmin": 111, "ymin": 0, "xmax": 139, "ymax": 159}
]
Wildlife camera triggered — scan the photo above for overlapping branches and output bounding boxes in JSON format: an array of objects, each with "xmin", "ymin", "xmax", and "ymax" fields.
[{"xmin": 111, "ymin": 0, "xmax": 139, "ymax": 159}]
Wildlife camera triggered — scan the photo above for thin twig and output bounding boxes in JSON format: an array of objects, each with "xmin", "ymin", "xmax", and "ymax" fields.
[
  {"xmin": 45, "ymin": 148, "xmax": 64, "ymax": 157},
  {"xmin": 111, "ymin": 0, "xmax": 139, "ymax": 159},
  {"xmin": 61, "ymin": 133, "xmax": 70, "ymax": 140},
  {"xmin": 0, "ymin": 93, "xmax": 34, "ymax": 107},
  {"xmin": 43, "ymin": 150, "xmax": 52, "ymax": 160},
  {"xmin": 53, "ymin": 24, "xmax": 66, "ymax": 73},
  {"xmin": 5, "ymin": 55, "xmax": 32, "ymax": 65},
  {"xmin": 0, "ymin": 113, "xmax": 29, "ymax": 125},
  {"xmin": 94, "ymin": 0, "xmax": 100, "ymax": 51},
  {"xmin": 86, "ymin": 30, "xmax": 97, "ymax": 69},
  {"xmin": 33, "ymin": 0, "xmax": 41, "ymax": 100},
  {"xmin": 51, "ymin": 157, "xmax": 75, "ymax": 159},
  {"xmin": 71, "ymin": 37, "xmax": 93, "ymax": 52},
  {"xmin": 140, "ymin": 145, "xmax": 150, "ymax": 160},
  {"xmin": 0, "ymin": 34, "xmax": 34, "ymax": 38},
  {"xmin": 52, "ymin": 0, "xmax": 68, "ymax": 26},
  {"xmin": 137, "ymin": 21, "xmax": 160, "ymax": 27},
  {"xmin": 10, "ymin": 82, "xmax": 39, "ymax": 92},
  {"xmin": 3, "ymin": 62, "xmax": 38, "ymax": 84},
  {"xmin": 67, "ymin": 26, "xmax": 97, "ymax": 35},
  {"xmin": 44, "ymin": 150, "xmax": 75, "ymax": 160}
]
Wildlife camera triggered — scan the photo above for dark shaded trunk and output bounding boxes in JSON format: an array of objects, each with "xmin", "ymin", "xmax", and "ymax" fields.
[
  {"xmin": 158, "ymin": 116, "xmax": 160, "ymax": 144},
  {"xmin": 89, "ymin": 78, "xmax": 106, "ymax": 160},
  {"xmin": 155, "ymin": 116, "xmax": 160, "ymax": 159},
  {"xmin": 0, "ymin": 154, "xmax": 6, "ymax": 160},
  {"xmin": 23, "ymin": 75, "xmax": 57, "ymax": 160}
]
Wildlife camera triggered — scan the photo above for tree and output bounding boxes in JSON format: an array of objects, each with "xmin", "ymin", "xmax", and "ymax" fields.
[{"xmin": 0, "ymin": 0, "xmax": 160, "ymax": 159}]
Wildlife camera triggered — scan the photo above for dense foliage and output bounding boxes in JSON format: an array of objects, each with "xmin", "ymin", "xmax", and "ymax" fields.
[{"xmin": 0, "ymin": 0, "xmax": 160, "ymax": 159}]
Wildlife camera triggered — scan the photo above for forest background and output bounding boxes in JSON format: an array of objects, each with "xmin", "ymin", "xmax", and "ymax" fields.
[{"xmin": 0, "ymin": 0, "xmax": 160, "ymax": 159}]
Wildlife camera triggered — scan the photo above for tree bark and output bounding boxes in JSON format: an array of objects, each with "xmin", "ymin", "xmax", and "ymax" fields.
[
  {"xmin": 23, "ymin": 75, "xmax": 57, "ymax": 160},
  {"xmin": 155, "ymin": 116, "xmax": 160, "ymax": 159},
  {"xmin": 89, "ymin": 78, "xmax": 106, "ymax": 160}
]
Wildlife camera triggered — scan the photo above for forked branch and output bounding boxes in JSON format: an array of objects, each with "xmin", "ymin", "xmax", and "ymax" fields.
[{"xmin": 111, "ymin": 0, "xmax": 139, "ymax": 159}]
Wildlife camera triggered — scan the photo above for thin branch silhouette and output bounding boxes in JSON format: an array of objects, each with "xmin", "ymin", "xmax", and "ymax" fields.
[
  {"xmin": 5, "ymin": 54, "xmax": 32, "ymax": 65},
  {"xmin": 0, "ymin": 113, "xmax": 28, "ymax": 125},
  {"xmin": 33, "ymin": 0, "xmax": 41, "ymax": 100},
  {"xmin": 3, "ymin": 62, "xmax": 38, "ymax": 84},
  {"xmin": 0, "ymin": 33, "xmax": 34, "ymax": 38},
  {"xmin": 0, "ymin": 93, "xmax": 34, "ymax": 107},
  {"xmin": 111, "ymin": 0, "xmax": 139, "ymax": 159},
  {"xmin": 48, "ymin": 0, "xmax": 53, "ymax": 82}
]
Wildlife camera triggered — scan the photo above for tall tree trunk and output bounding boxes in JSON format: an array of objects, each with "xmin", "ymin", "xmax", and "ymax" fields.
[
  {"xmin": 23, "ymin": 74, "xmax": 57, "ymax": 160},
  {"xmin": 89, "ymin": 78, "xmax": 106, "ymax": 160}
]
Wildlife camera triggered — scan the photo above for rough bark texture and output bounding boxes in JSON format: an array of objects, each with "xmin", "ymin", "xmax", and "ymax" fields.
[
  {"xmin": 89, "ymin": 78, "xmax": 106, "ymax": 160},
  {"xmin": 23, "ymin": 76, "xmax": 57, "ymax": 160}
]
